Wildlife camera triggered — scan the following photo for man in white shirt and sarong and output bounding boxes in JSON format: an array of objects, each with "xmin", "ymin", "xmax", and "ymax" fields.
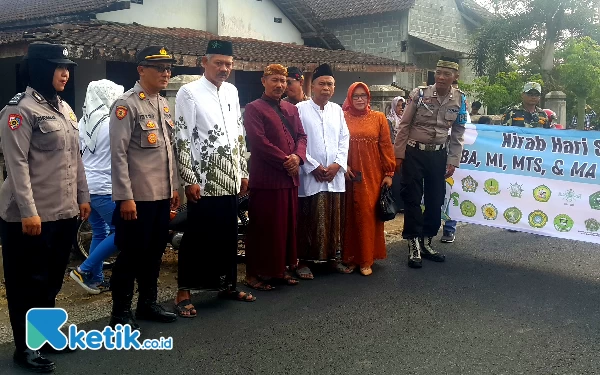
[
  {"xmin": 295, "ymin": 63, "xmax": 351, "ymax": 280},
  {"xmin": 174, "ymin": 40, "xmax": 256, "ymax": 318}
]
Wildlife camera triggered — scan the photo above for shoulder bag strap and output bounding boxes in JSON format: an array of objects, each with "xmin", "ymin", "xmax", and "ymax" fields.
[{"xmin": 261, "ymin": 98, "xmax": 297, "ymax": 142}]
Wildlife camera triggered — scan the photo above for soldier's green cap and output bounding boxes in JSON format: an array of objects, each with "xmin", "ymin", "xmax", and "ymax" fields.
[{"xmin": 523, "ymin": 82, "xmax": 542, "ymax": 94}]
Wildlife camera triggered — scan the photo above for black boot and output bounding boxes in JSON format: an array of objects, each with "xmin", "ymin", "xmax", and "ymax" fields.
[
  {"xmin": 109, "ymin": 293, "xmax": 141, "ymax": 331},
  {"xmin": 40, "ymin": 343, "xmax": 76, "ymax": 354},
  {"xmin": 136, "ymin": 289, "xmax": 177, "ymax": 323},
  {"xmin": 420, "ymin": 237, "xmax": 446, "ymax": 262},
  {"xmin": 13, "ymin": 349, "xmax": 55, "ymax": 373},
  {"xmin": 407, "ymin": 238, "xmax": 422, "ymax": 268}
]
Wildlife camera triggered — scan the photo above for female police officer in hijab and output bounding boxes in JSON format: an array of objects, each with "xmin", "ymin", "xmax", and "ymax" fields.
[{"xmin": 0, "ymin": 42, "xmax": 90, "ymax": 373}]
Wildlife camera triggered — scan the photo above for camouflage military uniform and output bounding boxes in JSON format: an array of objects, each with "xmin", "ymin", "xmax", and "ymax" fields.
[{"xmin": 501, "ymin": 105, "xmax": 549, "ymax": 128}]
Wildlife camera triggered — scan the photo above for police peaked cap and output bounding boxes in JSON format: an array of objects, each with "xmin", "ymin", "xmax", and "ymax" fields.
[
  {"xmin": 137, "ymin": 46, "xmax": 176, "ymax": 64},
  {"xmin": 26, "ymin": 42, "xmax": 77, "ymax": 66}
]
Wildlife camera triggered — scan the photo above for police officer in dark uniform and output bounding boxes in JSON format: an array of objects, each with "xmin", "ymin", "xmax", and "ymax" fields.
[
  {"xmin": 0, "ymin": 42, "xmax": 91, "ymax": 372},
  {"xmin": 394, "ymin": 57, "xmax": 467, "ymax": 269},
  {"xmin": 501, "ymin": 82, "xmax": 549, "ymax": 128},
  {"xmin": 109, "ymin": 46, "xmax": 180, "ymax": 329}
]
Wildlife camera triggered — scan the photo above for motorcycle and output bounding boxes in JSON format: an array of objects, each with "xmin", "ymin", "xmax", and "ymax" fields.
[{"xmin": 74, "ymin": 194, "xmax": 250, "ymax": 268}]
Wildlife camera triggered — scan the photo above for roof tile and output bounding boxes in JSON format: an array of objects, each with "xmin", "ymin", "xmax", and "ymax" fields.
[
  {"xmin": 302, "ymin": 0, "xmax": 416, "ymax": 21},
  {"xmin": 0, "ymin": 0, "xmax": 123, "ymax": 24},
  {"xmin": 0, "ymin": 21, "xmax": 415, "ymax": 72}
]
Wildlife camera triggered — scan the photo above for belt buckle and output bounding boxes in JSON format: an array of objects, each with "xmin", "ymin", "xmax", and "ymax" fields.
[{"xmin": 424, "ymin": 144, "xmax": 436, "ymax": 151}]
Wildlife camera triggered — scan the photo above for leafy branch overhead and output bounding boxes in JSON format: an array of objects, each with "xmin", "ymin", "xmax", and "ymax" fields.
[{"xmin": 471, "ymin": 0, "xmax": 600, "ymax": 81}]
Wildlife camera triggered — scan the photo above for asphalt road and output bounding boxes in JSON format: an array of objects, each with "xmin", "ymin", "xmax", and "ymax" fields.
[{"xmin": 1, "ymin": 224, "xmax": 600, "ymax": 375}]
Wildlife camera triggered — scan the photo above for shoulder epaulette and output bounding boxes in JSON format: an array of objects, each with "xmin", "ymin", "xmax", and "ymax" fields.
[{"xmin": 8, "ymin": 92, "xmax": 25, "ymax": 105}]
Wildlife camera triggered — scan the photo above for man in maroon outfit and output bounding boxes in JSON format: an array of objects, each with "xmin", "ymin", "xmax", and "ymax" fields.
[{"xmin": 243, "ymin": 64, "xmax": 308, "ymax": 291}]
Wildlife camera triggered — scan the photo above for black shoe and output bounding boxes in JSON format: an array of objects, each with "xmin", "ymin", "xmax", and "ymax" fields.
[
  {"xmin": 13, "ymin": 349, "xmax": 55, "ymax": 373},
  {"xmin": 420, "ymin": 237, "xmax": 446, "ymax": 262},
  {"xmin": 136, "ymin": 302, "xmax": 177, "ymax": 323},
  {"xmin": 440, "ymin": 231, "xmax": 455, "ymax": 243},
  {"xmin": 109, "ymin": 311, "xmax": 141, "ymax": 331},
  {"xmin": 407, "ymin": 239, "xmax": 422, "ymax": 268},
  {"xmin": 40, "ymin": 343, "xmax": 76, "ymax": 354}
]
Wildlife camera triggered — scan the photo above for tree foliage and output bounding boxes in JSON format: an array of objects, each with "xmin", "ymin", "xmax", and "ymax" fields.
[
  {"xmin": 460, "ymin": 72, "xmax": 542, "ymax": 114},
  {"xmin": 557, "ymin": 36, "xmax": 600, "ymax": 129},
  {"xmin": 471, "ymin": 0, "xmax": 600, "ymax": 86}
]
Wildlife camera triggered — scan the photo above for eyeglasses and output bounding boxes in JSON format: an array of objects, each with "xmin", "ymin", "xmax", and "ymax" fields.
[
  {"xmin": 352, "ymin": 94, "xmax": 368, "ymax": 100},
  {"xmin": 143, "ymin": 65, "xmax": 173, "ymax": 73}
]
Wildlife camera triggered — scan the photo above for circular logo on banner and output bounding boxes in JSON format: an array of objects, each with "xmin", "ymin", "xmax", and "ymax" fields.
[
  {"xmin": 589, "ymin": 191, "xmax": 600, "ymax": 210},
  {"xmin": 461, "ymin": 176, "xmax": 478, "ymax": 193},
  {"xmin": 481, "ymin": 203, "xmax": 498, "ymax": 220},
  {"xmin": 533, "ymin": 185, "xmax": 552, "ymax": 203},
  {"xmin": 460, "ymin": 200, "xmax": 476, "ymax": 217},
  {"xmin": 483, "ymin": 179, "xmax": 500, "ymax": 195},
  {"xmin": 553, "ymin": 214, "xmax": 574, "ymax": 232},
  {"xmin": 503, "ymin": 207, "xmax": 522, "ymax": 225},
  {"xmin": 585, "ymin": 218, "xmax": 600, "ymax": 232},
  {"xmin": 528, "ymin": 210, "xmax": 548, "ymax": 228}
]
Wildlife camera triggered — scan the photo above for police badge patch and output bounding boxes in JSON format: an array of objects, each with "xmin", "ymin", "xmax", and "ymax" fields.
[
  {"xmin": 138, "ymin": 92, "xmax": 146, "ymax": 100},
  {"xmin": 146, "ymin": 121, "xmax": 157, "ymax": 129},
  {"xmin": 164, "ymin": 106, "xmax": 170, "ymax": 113},
  {"xmin": 115, "ymin": 106, "xmax": 128, "ymax": 120},
  {"xmin": 8, "ymin": 114, "xmax": 23, "ymax": 130},
  {"xmin": 69, "ymin": 112, "xmax": 77, "ymax": 122}
]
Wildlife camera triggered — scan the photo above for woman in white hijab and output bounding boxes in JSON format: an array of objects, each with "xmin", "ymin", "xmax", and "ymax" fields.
[
  {"xmin": 387, "ymin": 96, "xmax": 406, "ymax": 212},
  {"xmin": 386, "ymin": 96, "xmax": 406, "ymax": 142},
  {"xmin": 70, "ymin": 79, "xmax": 124, "ymax": 295}
]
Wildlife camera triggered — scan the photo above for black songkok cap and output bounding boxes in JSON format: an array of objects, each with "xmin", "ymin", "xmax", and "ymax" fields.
[
  {"xmin": 136, "ymin": 46, "xmax": 176, "ymax": 64},
  {"xmin": 312, "ymin": 63, "xmax": 334, "ymax": 81},
  {"xmin": 206, "ymin": 40, "xmax": 233, "ymax": 56},
  {"xmin": 26, "ymin": 42, "xmax": 77, "ymax": 66},
  {"xmin": 287, "ymin": 67, "xmax": 304, "ymax": 81}
]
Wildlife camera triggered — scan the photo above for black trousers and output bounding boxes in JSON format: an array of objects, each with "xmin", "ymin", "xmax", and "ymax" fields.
[
  {"xmin": 178, "ymin": 196, "xmax": 238, "ymax": 291},
  {"xmin": 400, "ymin": 145, "xmax": 447, "ymax": 239},
  {"xmin": 110, "ymin": 199, "xmax": 170, "ymax": 313},
  {"xmin": 0, "ymin": 217, "xmax": 77, "ymax": 351}
]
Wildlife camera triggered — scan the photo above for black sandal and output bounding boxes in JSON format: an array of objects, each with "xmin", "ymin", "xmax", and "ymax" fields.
[
  {"xmin": 218, "ymin": 289, "xmax": 256, "ymax": 302},
  {"xmin": 174, "ymin": 299, "xmax": 197, "ymax": 318}
]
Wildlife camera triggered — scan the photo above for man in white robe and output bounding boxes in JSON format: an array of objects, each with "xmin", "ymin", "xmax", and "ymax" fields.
[
  {"xmin": 173, "ymin": 40, "xmax": 255, "ymax": 318},
  {"xmin": 295, "ymin": 63, "xmax": 350, "ymax": 279}
]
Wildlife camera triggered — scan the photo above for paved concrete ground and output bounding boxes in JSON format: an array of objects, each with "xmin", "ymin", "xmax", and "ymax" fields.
[{"xmin": 1, "ymin": 223, "xmax": 600, "ymax": 374}]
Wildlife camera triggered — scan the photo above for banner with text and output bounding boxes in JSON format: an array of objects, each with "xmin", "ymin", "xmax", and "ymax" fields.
[{"xmin": 445, "ymin": 124, "xmax": 600, "ymax": 244}]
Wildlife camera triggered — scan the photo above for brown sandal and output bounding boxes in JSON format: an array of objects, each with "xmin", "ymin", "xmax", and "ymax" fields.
[{"xmin": 244, "ymin": 278, "xmax": 275, "ymax": 291}]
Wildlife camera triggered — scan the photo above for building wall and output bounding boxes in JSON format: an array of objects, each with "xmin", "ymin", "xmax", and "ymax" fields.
[
  {"xmin": 217, "ymin": 0, "xmax": 303, "ymax": 44},
  {"xmin": 97, "ymin": 0, "xmax": 208, "ymax": 30},
  {"xmin": 325, "ymin": 12, "xmax": 410, "ymax": 63},
  {"xmin": 73, "ymin": 59, "xmax": 107, "ymax": 118}
]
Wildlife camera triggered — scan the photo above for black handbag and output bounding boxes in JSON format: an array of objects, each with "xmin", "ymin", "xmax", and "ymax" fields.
[{"xmin": 379, "ymin": 185, "xmax": 398, "ymax": 222}]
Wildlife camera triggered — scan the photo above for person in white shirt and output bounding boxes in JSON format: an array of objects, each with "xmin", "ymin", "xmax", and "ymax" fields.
[
  {"xmin": 295, "ymin": 63, "xmax": 350, "ymax": 280},
  {"xmin": 174, "ymin": 40, "xmax": 255, "ymax": 318},
  {"xmin": 70, "ymin": 79, "xmax": 123, "ymax": 295}
]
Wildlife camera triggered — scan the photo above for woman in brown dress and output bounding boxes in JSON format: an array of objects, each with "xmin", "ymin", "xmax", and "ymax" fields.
[{"xmin": 341, "ymin": 82, "xmax": 396, "ymax": 276}]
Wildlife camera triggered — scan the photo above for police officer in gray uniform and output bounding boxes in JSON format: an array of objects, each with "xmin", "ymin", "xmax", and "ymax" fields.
[
  {"xmin": 0, "ymin": 42, "xmax": 91, "ymax": 373},
  {"xmin": 109, "ymin": 46, "xmax": 180, "ymax": 329},
  {"xmin": 395, "ymin": 57, "xmax": 467, "ymax": 269}
]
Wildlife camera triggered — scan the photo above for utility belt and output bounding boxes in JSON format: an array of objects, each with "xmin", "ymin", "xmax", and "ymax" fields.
[{"xmin": 407, "ymin": 139, "xmax": 446, "ymax": 152}]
